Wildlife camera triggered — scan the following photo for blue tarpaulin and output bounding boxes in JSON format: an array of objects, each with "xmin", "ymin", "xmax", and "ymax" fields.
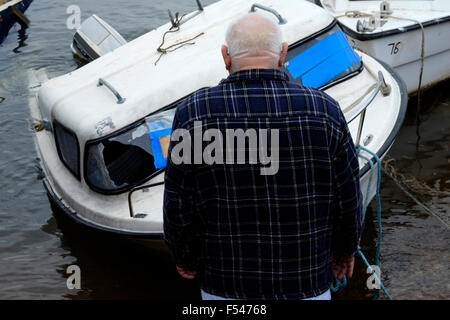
[
  {"xmin": 285, "ymin": 31, "xmax": 361, "ymax": 88},
  {"xmin": 147, "ymin": 126, "xmax": 171, "ymax": 169},
  {"xmin": 145, "ymin": 108, "xmax": 176, "ymax": 169}
]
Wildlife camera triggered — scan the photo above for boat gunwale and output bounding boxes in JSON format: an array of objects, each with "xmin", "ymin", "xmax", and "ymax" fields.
[
  {"xmin": 43, "ymin": 177, "xmax": 164, "ymax": 238},
  {"xmin": 357, "ymin": 58, "xmax": 408, "ymax": 178},
  {"xmin": 336, "ymin": 14, "xmax": 450, "ymax": 41}
]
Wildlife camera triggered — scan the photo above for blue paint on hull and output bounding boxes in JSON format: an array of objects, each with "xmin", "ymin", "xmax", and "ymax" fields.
[{"xmin": 0, "ymin": 0, "xmax": 33, "ymax": 44}]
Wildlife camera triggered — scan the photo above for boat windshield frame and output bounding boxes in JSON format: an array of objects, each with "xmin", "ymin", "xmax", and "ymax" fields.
[
  {"xmin": 283, "ymin": 20, "xmax": 364, "ymax": 90},
  {"xmin": 83, "ymin": 90, "xmax": 205, "ymax": 195}
]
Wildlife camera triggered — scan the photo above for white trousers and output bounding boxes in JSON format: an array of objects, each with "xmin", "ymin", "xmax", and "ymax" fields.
[{"xmin": 201, "ymin": 289, "xmax": 331, "ymax": 300}]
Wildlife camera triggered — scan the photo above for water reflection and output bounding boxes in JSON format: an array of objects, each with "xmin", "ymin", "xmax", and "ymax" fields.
[
  {"xmin": 13, "ymin": 28, "xmax": 28, "ymax": 53},
  {"xmin": 47, "ymin": 207, "xmax": 201, "ymax": 300}
]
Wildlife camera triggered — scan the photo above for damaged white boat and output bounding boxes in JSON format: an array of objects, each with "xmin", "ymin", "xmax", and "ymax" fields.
[
  {"xmin": 318, "ymin": 0, "xmax": 450, "ymax": 93},
  {"xmin": 29, "ymin": 0, "xmax": 407, "ymax": 239}
]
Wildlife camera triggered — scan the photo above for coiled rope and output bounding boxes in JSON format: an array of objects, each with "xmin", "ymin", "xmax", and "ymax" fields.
[
  {"xmin": 155, "ymin": 11, "xmax": 205, "ymax": 65},
  {"xmin": 330, "ymin": 146, "xmax": 393, "ymax": 300}
]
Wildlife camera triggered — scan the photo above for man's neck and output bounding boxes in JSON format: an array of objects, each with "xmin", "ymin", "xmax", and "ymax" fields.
[
  {"xmin": 230, "ymin": 56, "xmax": 279, "ymax": 74},
  {"xmin": 231, "ymin": 65, "xmax": 279, "ymax": 74}
]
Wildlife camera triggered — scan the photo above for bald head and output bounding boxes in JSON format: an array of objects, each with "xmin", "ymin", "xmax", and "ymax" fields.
[{"xmin": 222, "ymin": 13, "xmax": 288, "ymax": 74}]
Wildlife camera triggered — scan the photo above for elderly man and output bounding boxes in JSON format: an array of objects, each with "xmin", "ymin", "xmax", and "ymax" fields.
[{"xmin": 163, "ymin": 13, "xmax": 363, "ymax": 300}]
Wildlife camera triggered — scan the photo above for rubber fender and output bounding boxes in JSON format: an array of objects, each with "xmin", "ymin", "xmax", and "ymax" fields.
[{"xmin": 8, "ymin": 5, "xmax": 30, "ymax": 28}]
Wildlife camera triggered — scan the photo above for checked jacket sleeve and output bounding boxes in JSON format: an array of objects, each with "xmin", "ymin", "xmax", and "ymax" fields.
[{"xmin": 163, "ymin": 107, "xmax": 201, "ymax": 269}]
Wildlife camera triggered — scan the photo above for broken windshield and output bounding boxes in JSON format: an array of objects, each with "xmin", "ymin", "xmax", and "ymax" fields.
[{"xmin": 85, "ymin": 109, "xmax": 176, "ymax": 194}]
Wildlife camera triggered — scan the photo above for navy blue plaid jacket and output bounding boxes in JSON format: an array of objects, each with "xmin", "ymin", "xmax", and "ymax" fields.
[{"xmin": 163, "ymin": 69, "xmax": 363, "ymax": 299}]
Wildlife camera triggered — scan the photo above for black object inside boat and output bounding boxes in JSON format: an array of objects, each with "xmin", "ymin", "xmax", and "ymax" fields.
[
  {"xmin": 85, "ymin": 126, "xmax": 157, "ymax": 194},
  {"xmin": 103, "ymin": 141, "xmax": 156, "ymax": 187}
]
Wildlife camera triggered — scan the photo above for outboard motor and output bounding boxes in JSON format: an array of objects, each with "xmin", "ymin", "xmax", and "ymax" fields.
[{"xmin": 71, "ymin": 14, "xmax": 127, "ymax": 62}]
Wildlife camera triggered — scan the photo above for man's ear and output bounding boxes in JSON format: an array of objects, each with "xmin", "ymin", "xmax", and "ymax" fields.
[
  {"xmin": 278, "ymin": 42, "xmax": 288, "ymax": 68},
  {"xmin": 221, "ymin": 45, "xmax": 232, "ymax": 72}
]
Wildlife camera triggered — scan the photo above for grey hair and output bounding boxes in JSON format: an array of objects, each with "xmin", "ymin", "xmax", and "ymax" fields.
[{"xmin": 225, "ymin": 13, "xmax": 283, "ymax": 59}]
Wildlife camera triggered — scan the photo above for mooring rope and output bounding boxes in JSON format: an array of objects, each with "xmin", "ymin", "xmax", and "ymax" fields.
[
  {"xmin": 155, "ymin": 11, "xmax": 205, "ymax": 65},
  {"xmin": 337, "ymin": 10, "xmax": 426, "ymax": 127},
  {"xmin": 330, "ymin": 146, "xmax": 393, "ymax": 300},
  {"xmin": 387, "ymin": 15, "xmax": 425, "ymax": 129},
  {"xmin": 337, "ymin": 11, "xmax": 449, "ymax": 230},
  {"xmin": 382, "ymin": 166, "xmax": 450, "ymax": 231}
]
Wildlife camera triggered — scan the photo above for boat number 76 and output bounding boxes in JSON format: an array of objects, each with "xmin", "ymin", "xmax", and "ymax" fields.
[{"xmin": 388, "ymin": 42, "xmax": 401, "ymax": 55}]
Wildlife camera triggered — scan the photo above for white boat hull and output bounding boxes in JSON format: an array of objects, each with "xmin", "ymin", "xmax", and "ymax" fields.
[
  {"xmin": 346, "ymin": 20, "xmax": 450, "ymax": 94},
  {"xmin": 319, "ymin": 0, "xmax": 450, "ymax": 93}
]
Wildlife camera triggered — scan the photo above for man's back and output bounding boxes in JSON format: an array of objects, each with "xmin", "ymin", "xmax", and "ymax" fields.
[{"xmin": 164, "ymin": 68, "xmax": 363, "ymax": 299}]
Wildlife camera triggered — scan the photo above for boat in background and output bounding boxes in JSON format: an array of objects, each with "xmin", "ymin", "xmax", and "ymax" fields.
[
  {"xmin": 71, "ymin": 14, "xmax": 127, "ymax": 62},
  {"xmin": 318, "ymin": 0, "xmax": 450, "ymax": 94},
  {"xmin": 30, "ymin": 0, "xmax": 407, "ymax": 239},
  {"xmin": 0, "ymin": 0, "xmax": 32, "ymax": 44}
]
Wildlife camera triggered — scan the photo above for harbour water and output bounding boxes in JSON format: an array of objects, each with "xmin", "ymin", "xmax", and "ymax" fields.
[{"xmin": 0, "ymin": 0, "xmax": 448, "ymax": 299}]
